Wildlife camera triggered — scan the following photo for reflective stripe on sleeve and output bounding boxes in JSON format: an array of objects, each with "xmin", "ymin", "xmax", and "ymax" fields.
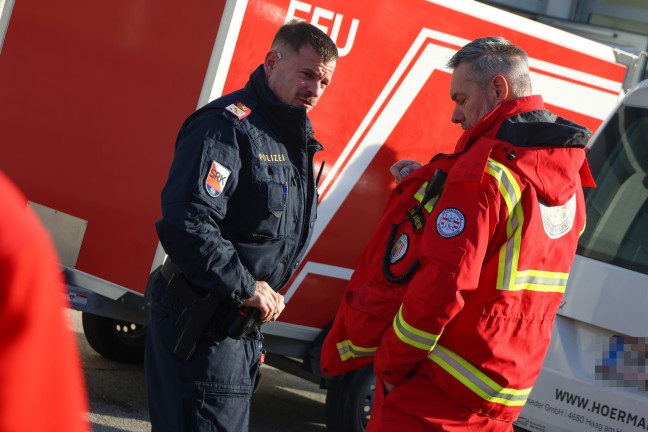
[
  {"xmin": 429, "ymin": 344, "xmax": 532, "ymax": 406},
  {"xmin": 393, "ymin": 305, "xmax": 440, "ymax": 351},
  {"xmin": 514, "ymin": 269, "xmax": 569, "ymax": 293},
  {"xmin": 336, "ymin": 340, "xmax": 377, "ymax": 361}
]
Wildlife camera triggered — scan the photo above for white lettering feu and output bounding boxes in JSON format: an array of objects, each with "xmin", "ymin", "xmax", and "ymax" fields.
[{"xmin": 286, "ymin": 0, "xmax": 359, "ymax": 57}]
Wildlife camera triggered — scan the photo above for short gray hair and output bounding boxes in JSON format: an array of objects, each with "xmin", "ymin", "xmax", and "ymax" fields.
[{"xmin": 446, "ymin": 36, "xmax": 532, "ymax": 96}]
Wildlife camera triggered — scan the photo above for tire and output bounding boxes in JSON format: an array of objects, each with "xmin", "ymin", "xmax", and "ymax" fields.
[
  {"xmin": 325, "ymin": 365, "xmax": 376, "ymax": 432},
  {"xmin": 81, "ymin": 312, "xmax": 147, "ymax": 363}
]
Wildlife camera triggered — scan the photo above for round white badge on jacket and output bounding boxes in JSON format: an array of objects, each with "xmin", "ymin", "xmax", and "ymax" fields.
[
  {"xmin": 390, "ymin": 234, "xmax": 408, "ymax": 263},
  {"xmin": 436, "ymin": 208, "xmax": 465, "ymax": 238}
]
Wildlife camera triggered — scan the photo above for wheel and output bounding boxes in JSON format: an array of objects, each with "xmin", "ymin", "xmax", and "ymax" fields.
[
  {"xmin": 81, "ymin": 312, "xmax": 147, "ymax": 363},
  {"xmin": 325, "ymin": 364, "xmax": 376, "ymax": 432}
]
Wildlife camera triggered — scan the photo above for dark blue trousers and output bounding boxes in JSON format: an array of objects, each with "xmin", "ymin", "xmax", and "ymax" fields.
[{"xmin": 145, "ymin": 277, "xmax": 261, "ymax": 432}]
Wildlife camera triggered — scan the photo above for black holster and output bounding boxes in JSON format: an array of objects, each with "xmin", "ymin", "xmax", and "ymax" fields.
[
  {"xmin": 222, "ymin": 307, "xmax": 261, "ymax": 340},
  {"xmin": 161, "ymin": 260, "xmax": 222, "ymax": 361},
  {"xmin": 161, "ymin": 260, "xmax": 261, "ymax": 361}
]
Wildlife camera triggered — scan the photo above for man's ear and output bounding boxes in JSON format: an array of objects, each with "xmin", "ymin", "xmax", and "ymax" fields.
[
  {"xmin": 492, "ymin": 75, "xmax": 510, "ymax": 103},
  {"xmin": 264, "ymin": 51, "xmax": 281, "ymax": 75}
]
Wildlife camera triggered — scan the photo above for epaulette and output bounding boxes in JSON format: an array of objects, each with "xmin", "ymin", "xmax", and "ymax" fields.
[
  {"xmin": 447, "ymin": 138, "xmax": 495, "ymax": 184},
  {"xmin": 223, "ymin": 101, "xmax": 252, "ymax": 121}
]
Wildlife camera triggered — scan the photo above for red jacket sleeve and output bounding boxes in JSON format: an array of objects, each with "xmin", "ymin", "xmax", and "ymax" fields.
[{"xmin": 0, "ymin": 172, "xmax": 90, "ymax": 432}]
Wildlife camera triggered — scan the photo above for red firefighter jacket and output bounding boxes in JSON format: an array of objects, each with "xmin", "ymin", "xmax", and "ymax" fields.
[
  {"xmin": 0, "ymin": 172, "xmax": 89, "ymax": 432},
  {"xmin": 320, "ymin": 96, "xmax": 595, "ymax": 421}
]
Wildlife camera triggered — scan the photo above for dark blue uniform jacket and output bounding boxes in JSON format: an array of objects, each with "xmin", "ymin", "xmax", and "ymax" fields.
[{"xmin": 156, "ymin": 65, "xmax": 322, "ymax": 308}]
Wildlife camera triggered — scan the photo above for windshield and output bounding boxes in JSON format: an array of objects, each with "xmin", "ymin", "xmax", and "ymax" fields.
[{"xmin": 578, "ymin": 105, "xmax": 648, "ymax": 275}]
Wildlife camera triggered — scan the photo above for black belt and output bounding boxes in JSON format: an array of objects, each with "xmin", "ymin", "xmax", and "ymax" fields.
[{"xmin": 161, "ymin": 258, "xmax": 182, "ymax": 283}]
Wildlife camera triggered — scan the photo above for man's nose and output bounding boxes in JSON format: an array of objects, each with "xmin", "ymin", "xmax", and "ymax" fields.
[
  {"xmin": 451, "ymin": 107, "xmax": 463, "ymax": 124},
  {"xmin": 307, "ymin": 80, "xmax": 323, "ymax": 98}
]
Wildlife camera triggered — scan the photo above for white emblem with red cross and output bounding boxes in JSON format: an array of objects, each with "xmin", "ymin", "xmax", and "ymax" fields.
[{"xmin": 436, "ymin": 208, "xmax": 465, "ymax": 238}]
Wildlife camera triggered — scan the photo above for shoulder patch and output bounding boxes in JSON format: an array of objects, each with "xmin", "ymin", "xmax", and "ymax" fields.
[
  {"xmin": 224, "ymin": 101, "xmax": 251, "ymax": 120},
  {"xmin": 205, "ymin": 160, "xmax": 231, "ymax": 198},
  {"xmin": 436, "ymin": 208, "xmax": 465, "ymax": 238},
  {"xmin": 540, "ymin": 194, "xmax": 576, "ymax": 239}
]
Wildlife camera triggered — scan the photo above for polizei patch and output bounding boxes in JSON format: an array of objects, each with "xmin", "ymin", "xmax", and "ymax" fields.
[
  {"xmin": 205, "ymin": 160, "xmax": 230, "ymax": 198},
  {"xmin": 436, "ymin": 208, "xmax": 465, "ymax": 238},
  {"xmin": 390, "ymin": 234, "xmax": 409, "ymax": 264}
]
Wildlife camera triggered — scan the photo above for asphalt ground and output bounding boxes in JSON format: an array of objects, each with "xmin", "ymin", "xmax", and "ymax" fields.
[
  {"xmin": 70, "ymin": 310, "xmax": 535, "ymax": 432},
  {"xmin": 68, "ymin": 310, "xmax": 328, "ymax": 432}
]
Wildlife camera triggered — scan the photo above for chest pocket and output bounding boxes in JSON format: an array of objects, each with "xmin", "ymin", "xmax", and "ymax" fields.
[
  {"xmin": 249, "ymin": 162, "xmax": 292, "ymax": 239},
  {"xmin": 382, "ymin": 169, "xmax": 447, "ymax": 283}
]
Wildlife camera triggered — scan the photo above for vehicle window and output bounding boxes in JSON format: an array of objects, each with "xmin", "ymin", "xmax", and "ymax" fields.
[{"xmin": 578, "ymin": 105, "xmax": 648, "ymax": 275}]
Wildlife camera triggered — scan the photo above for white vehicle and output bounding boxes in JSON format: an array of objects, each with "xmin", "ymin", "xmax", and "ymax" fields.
[{"xmin": 513, "ymin": 78, "xmax": 648, "ymax": 432}]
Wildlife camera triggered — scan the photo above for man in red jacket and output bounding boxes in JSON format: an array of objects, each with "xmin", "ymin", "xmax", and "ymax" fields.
[
  {"xmin": 321, "ymin": 36, "xmax": 594, "ymax": 431},
  {"xmin": 0, "ymin": 172, "xmax": 89, "ymax": 432}
]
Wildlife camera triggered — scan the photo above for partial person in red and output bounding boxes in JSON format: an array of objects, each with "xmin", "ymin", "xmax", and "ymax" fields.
[
  {"xmin": 321, "ymin": 36, "xmax": 595, "ymax": 430},
  {"xmin": 0, "ymin": 171, "xmax": 90, "ymax": 432}
]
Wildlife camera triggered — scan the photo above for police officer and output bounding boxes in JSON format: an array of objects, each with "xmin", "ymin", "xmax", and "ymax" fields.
[{"xmin": 145, "ymin": 20, "xmax": 338, "ymax": 432}]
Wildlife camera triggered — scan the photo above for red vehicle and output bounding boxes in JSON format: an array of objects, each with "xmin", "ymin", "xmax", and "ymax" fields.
[{"xmin": 0, "ymin": 0, "xmax": 634, "ymax": 430}]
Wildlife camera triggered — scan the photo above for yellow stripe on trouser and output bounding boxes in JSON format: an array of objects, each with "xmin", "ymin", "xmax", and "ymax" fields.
[
  {"xmin": 429, "ymin": 344, "xmax": 532, "ymax": 406},
  {"xmin": 393, "ymin": 305, "xmax": 440, "ymax": 351},
  {"xmin": 485, "ymin": 159, "xmax": 569, "ymax": 293},
  {"xmin": 336, "ymin": 340, "xmax": 377, "ymax": 361}
]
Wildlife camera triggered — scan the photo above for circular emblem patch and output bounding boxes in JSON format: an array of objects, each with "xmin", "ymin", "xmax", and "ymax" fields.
[
  {"xmin": 436, "ymin": 208, "xmax": 465, "ymax": 238},
  {"xmin": 390, "ymin": 234, "xmax": 409, "ymax": 264}
]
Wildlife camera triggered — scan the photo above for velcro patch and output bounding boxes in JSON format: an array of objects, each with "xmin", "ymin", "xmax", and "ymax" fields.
[
  {"xmin": 205, "ymin": 160, "xmax": 231, "ymax": 198},
  {"xmin": 407, "ymin": 206, "xmax": 426, "ymax": 232}
]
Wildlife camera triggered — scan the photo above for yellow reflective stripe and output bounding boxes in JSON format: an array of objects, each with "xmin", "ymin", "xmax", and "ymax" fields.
[
  {"xmin": 513, "ymin": 270, "xmax": 569, "ymax": 293},
  {"xmin": 485, "ymin": 159, "xmax": 569, "ymax": 293},
  {"xmin": 486, "ymin": 159, "xmax": 523, "ymax": 292},
  {"xmin": 429, "ymin": 344, "xmax": 532, "ymax": 406},
  {"xmin": 393, "ymin": 305, "xmax": 440, "ymax": 351},
  {"xmin": 414, "ymin": 181, "xmax": 434, "ymax": 213},
  {"xmin": 485, "ymin": 160, "xmax": 521, "ymax": 215},
  {"xmin": 336, "ymin": 340, "xmax": 377, "ymax": 361}
]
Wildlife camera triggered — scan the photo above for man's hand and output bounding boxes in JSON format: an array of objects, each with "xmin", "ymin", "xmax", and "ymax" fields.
[
  {"xmin": 242, "ymin": 281, "xmax": 285, "ymax": 323},
  {"xmin": 390, "ymin": 160, "xmax": 423, "ymax": 184}
]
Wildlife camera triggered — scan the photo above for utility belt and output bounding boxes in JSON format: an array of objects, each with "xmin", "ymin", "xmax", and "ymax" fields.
[{"xmin": 160, "ymin": 259, "xmax": 261, "ymax": 361}]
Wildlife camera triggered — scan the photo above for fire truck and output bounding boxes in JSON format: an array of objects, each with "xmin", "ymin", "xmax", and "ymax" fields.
[{"xmin": 1, "ymin": 0, "xmax": 646, "ymax": 430}]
